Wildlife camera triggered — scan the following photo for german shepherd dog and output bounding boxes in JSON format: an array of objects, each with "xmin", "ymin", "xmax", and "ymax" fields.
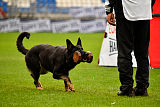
[{"xmin": 16, "ymin": 32, "xmax": 93, "ymax": 92}]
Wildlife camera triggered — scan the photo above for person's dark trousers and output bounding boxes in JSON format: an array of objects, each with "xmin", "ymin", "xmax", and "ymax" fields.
[{"xmin": 116, "ymin": 18, "xmax": 150, "ymax": 94}]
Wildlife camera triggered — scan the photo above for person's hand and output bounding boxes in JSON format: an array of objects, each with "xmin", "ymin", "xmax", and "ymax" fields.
[{"xmin": 106, "ymin": 13, "xmax": 116, "ymax": 26}]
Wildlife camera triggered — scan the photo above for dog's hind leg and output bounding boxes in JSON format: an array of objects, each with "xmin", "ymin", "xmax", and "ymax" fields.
[
  {"xmin": 25, "ymin": 55, "xmax": 43, "ymax": 90},
  {"xmin": 30, "ymin": 72, "xmax": 43, "ymax": 90}
]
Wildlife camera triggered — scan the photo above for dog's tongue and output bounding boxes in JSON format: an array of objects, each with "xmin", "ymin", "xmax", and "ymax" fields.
[{"xmin": 87, "ymin": 51, "xmax": 93, "ymax": 63}]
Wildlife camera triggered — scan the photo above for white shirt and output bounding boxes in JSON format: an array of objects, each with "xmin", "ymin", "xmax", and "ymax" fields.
[{"xmin": 122, "ymin": 0, "xmax": 152, "ymax": 21}]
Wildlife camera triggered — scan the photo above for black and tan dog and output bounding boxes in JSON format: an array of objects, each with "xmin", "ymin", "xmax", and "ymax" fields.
[{"xmin": 16, "ymin": 32, "xmax": 93, "ymax": 92}]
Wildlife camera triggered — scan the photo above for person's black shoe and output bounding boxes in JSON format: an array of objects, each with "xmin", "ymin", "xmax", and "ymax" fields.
[
  {"xmin": 134, "ymin": 87, "xmax": 148, "ymax": 96},
  {"xmin": 117, "ymin": 89, "xmax": 134, "ymax": 97}
]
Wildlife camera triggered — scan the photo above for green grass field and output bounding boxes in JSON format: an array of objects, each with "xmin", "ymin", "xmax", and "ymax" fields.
[{"xmin": 0, "ymin": 32, "xmax": 160, "ymax": 107}]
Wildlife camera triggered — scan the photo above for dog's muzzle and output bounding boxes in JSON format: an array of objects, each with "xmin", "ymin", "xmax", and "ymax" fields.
[{"xmin": 73, "ymin": 51, "xmax": 93, "ymax": 63}]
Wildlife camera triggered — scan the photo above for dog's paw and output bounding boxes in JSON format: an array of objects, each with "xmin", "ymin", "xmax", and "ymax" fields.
[
  {"xmin": 71, "ymin": 89, "xmax": 75, "ymax": 92},
  {"xmin": 37, "ymin": 87, "xmax": 43, "ymax": 90},
  {"xmin": 65, "ymin": 88, "xmax": 71, "ymax": 92},
  {"xmin": 69, "ymin": 84, "xmax": 75, "ymax": 92},
  {"xmin": 35, "ymin": 81, "xmax": 43, "ymax": 90}
]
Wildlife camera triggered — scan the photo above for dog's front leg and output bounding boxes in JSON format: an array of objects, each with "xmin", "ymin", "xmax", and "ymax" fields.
[
  {"xmin": 64, "ymin": 81, "xmax": 71, "ymax": 92},
  {"xmin": 53, "ymin": 67, "xmax": 75, "ymax": 92},
  {"xmin": 60, "ymin": 76, "xmax": 75, "ymax": 92}
]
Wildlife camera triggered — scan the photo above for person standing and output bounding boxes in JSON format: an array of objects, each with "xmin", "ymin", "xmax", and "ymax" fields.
[{"xmin": 105, "ymin": 0, "xmax": 155, "ymax": 96}]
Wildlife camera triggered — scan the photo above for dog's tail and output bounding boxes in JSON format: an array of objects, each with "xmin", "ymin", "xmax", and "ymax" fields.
[{"xmin": 16, "ymin": 32, "xmax": 30, "ymax": 55}]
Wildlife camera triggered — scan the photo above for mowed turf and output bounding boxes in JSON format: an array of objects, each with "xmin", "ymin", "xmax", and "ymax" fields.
[{"xmin": 0, "ymin": 32, "xmax": 160, "ymax": 107}]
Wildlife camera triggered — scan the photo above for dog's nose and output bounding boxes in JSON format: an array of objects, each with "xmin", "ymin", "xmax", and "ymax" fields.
[{"xmin": 87, "ymin": 51, "xmax": 93, "ymax": 63}]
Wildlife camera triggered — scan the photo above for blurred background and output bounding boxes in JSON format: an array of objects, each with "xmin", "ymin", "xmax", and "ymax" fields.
[
  {"xmin": 0, "ymin": 0, "xmax": 105, "ymax": 19},
  {"xmin": 0, "ymin": 0, "xmax": 107, "ymax": 33}
]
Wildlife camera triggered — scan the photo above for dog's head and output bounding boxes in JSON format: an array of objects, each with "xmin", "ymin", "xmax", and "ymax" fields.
[{"xmin": 66, "ymin": 38, "xmax": 93, "ymax": 63}]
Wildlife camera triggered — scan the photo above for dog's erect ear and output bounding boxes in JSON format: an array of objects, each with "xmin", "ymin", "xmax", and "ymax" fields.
[
  {"xmin": 77, "ymin": 37, "xmax": 82, "ymax": 47},
  {"xmin": 66, "ymin": 39, "xmax": 74, "ymax": 50}
]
